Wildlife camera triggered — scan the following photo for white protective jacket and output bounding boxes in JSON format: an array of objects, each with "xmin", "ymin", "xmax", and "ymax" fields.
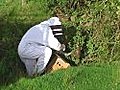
[{"xmin": 18, "ymin": 19, "xmax": 62, "ymax": 54}]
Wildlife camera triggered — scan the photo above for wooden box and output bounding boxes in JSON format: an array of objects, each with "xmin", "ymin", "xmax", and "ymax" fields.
[{"xmin": 45, "ymin": 54, "xmax": 70, "ymax": 73}]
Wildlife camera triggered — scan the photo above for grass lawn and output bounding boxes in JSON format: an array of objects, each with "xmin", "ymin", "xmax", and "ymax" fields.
[{"xmin": 1, "ymin": 62, "xmax": 120, "ymax": 90}]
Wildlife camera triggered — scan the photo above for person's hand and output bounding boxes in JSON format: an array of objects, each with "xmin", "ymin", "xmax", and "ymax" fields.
[{"xmin": 60, "ymin": 44, "xmax": 65, "ymax": 51}]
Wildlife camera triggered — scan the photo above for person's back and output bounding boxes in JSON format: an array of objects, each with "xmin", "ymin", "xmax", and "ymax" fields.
[{"xmin": 18, "ymin": 24, "xmax": 49, "ymax": 54}]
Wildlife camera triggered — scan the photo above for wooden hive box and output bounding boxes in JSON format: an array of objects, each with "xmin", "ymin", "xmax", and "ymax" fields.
[{"xmin": 45, "ymin": 54, "xmax": 70, "ymax": 73}]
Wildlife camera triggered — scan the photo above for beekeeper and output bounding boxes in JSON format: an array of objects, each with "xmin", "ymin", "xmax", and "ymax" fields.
[{"xmin": 18, "ymin": 17, "xmax": 65, "ymax": 76}]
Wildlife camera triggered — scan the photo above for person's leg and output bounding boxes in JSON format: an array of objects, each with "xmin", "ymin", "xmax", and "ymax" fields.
[
  {"xmin": 21, "ymin": 58, "xmax": 36, "ymax": 76},
  {"xmin": 35, "ymin": 47, "xmax": 52, "ymax": 74},
  {"xmin": 19, "ymin": 44, "xmax": 45, "ymax": 76}
]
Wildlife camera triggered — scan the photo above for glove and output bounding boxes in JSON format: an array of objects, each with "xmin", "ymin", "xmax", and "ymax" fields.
[{"xmin": 60, "ymin": 44, "xmax": 66, "ymax": 51}]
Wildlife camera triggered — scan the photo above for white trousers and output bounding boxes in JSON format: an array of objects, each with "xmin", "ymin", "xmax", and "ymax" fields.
[{"xmin": 18, "ymin": 43, "xmax": 52, "ymax": 76}]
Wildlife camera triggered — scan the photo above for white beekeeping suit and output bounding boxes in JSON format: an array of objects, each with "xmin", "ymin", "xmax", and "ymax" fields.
[{"xmin": 18, "ymin": 17, "xmax": 65, "ymax": 76}]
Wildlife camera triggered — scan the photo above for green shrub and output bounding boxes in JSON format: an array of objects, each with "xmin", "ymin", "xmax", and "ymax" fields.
[{"xmin": 52, "ymin": 0, "xmax": 120, "ymax": 65}]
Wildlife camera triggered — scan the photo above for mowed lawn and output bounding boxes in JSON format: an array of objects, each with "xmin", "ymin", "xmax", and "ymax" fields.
[{"xmin": 1, "ymin": 62, "xmax": 120, "ymax": 90}]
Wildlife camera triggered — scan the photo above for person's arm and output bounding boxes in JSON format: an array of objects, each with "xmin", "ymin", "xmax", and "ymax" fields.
[{"xmin": 47, "ymin": 28, "xmax": 65, "ymax": 51}]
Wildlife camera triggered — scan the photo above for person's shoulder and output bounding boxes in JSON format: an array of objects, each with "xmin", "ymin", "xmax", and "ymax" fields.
[
  {"xmin": 29, "ymin": 24, "xmax": 40, "ymax": 30},
  {"xmin": 39, "ymin": 23, "xmax": 51, "ymax": 30}
]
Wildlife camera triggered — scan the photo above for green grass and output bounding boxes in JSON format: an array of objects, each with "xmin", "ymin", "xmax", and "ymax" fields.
[{"xmin": 1, "ymin": 63, "xmax": 119, "ymax": 90}]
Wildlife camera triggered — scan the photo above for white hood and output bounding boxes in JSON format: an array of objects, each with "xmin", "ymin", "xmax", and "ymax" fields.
[{"xmin": 40, "ymin": 17, "xmax": 61, "ymax": 26}]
